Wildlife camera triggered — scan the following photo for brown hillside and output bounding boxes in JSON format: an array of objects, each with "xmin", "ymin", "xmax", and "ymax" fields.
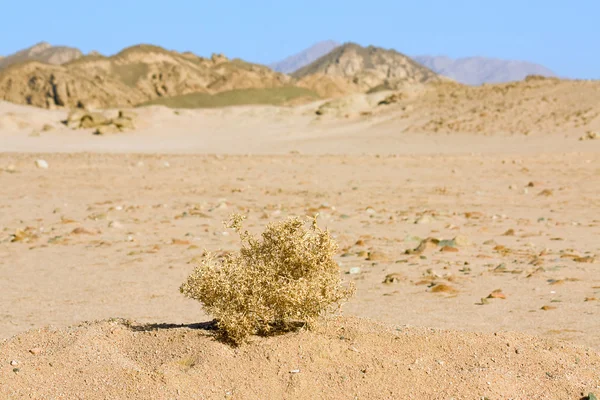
[
  {"xmin": 293, "ymin": 42, "xmax": 442, "ymax": 96},
  {"xmin": 0, "ymin": 44, "xmax": 292, "ymax": 109}
]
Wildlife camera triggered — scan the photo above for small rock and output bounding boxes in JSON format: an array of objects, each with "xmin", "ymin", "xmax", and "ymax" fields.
[
  {"xmin": 41, "ymin": 123, "xmax": 54, "ymax": 132},
  {"xmin": 440, "ymin": 246, "xmax": 458, "ymax": 253},
  {"xmin": 71, "ymin": 227, "xmax": 96, "ymax": 235},
  {"xmin": 430, "ymin": 284, "xmax": 458, "ymax": 294},
  {"xmin": 109, "ymin": 221, "xmax": 124, "ymax": 229},
  {"xmin": 541, "ymin": 305, "xmax": 556, "ymax": 311},
  {"xmin": 487, "ymin": 289, "xmax": 507, "ymax": 299},
  {"xmin": 406, "ymin": 237, "xmax": 439, "ymax": 255},
  {"xmin": 35, "ymin": 159, "xmax": 49, "ymax": 169},
  {"xmin": 367, "ymin": 251, "xmax": 388, "ymax": 261},
  {"xmin": 10, "ymin": 360, "xmax": 18, "ymax": 366},
  {"xmin": 415, "ymin": 215, "xmax": 432, "ymax": 224},
  {"xmin": 453, "ymin": 235, "xmax": 471, "ymax": 247},
  {"xmin": 348, "ymin": 267, "xmax": 361, "ymax": 275},
  {"xmin": 29, "ymin": 348, "xmax": 42, "ymax": 355},
  {"xmin": 574, "ymin": 256, "xmax": 595, "ymax": 263},
  {"xmin": 383, "ymin": 273, "xmax": 404, "ymax": 284}
]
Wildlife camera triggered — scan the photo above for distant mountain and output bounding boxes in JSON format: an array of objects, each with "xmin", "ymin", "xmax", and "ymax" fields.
[
  {"xmin": 293, "ymin": 42, "xmax": 441, "ymax": 96},
  {"xmin": 413, "ymin": 55, "xmax": 556, "ymax": 85},
  {"xmin": 0, "ymin": 42, "xmax": 83, "ymax": 70},
  {"xmin": 270, "ymin": 41, "xmax": 340, "ymax": 74}
]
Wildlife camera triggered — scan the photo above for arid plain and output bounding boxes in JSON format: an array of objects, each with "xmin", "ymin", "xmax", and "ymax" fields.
[{"xmin": 1, "ymin": 72, "xmax": 600, "ymax": 398}]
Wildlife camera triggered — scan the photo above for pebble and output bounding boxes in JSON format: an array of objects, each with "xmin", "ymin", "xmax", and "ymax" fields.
[
  {"xmin": 10, "ymin": 360, "xmax": 18, "ymax": 366},
  {"xmin": 109, "ymin": 221, "xmax": 124, "ymax": 229},
  {"xmin": 415, "ymin": 215, "xmax": 432, "ymax": 224},
  {"xmin": 367, "ymin": 251, "xmax": 388, "ymax": 261},
  {"xmin": 453, "ymin": 235, "xmax": 471, "ymax": 247},
  {"xmin": 29, "ymin": 348, "xmax": 42, "ymax": 355},
  {"xmin": 35, "ymin": 159, "xmax": 49, "ymax": 169},
  {"xmin": 348, "ymin": 267, "xmax": 361, "ymax": 275}
]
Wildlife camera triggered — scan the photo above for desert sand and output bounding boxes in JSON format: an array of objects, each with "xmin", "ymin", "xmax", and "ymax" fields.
[{"xmin": 1, "ymin": 90, "xmax": 600, "ymax": 399}]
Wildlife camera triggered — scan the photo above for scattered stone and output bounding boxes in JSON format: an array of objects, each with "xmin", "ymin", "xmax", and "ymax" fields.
[
  {"xmin": 29, "ymin": 348, "xmax": 42, "ymax": 355},
  {"xmin": 487, "ymin": 289, "xmax": 507, "ymax": 299},
  {"xmin": 35, "ymin": 159, "xmax": 49, "ymax": 169},
  {"xmin": 502, "ymin": 229, "xmax": 515, "ymax": 236},
  {"xmin": 383, "ymin": 273, "xmax": 404, "ymax": 284},
  {"xmin": 415, "ymin": 215, "xmax": 432, "ymax": 224},
  {"xmin": 453, "ymin": 235, "xmax": 471, "ymax": 247},
  {"xmin": 348, "ymin": 267, "xmax": 361, "ymax": 275},
  {"xmin": 10, "ymin": 227, "xmax": 38, "ymax": 243},
  {"xmin": 406, "ymin": 237, "xmax": 439, "ymax": 255},
  {"xmin": 65, "ymin": 109, "xmax": 136, "ymax": 134},
  {"xmin": 41, "ymin": 123, "xmax": 54, "ymax": 132},
  {"xmin": 430, "ymin": 284, "xmax": 458, "ymax": 294},
  {"xmin": 538, "ymin": 189, "xmax": 553, "ymax": 197},
  {"xmin": 440, "ymin": 246, "xmax": 459, "ymax": 253},
  {"xmin": 367, "ymin": 251, "xmax": 388, "ymax": 261},
  {"xmin": 71, "ymin": 227, "xmax": 97, "ymax": 235},
  {"xmin": 108, "ymin": 221, "xmax": 124, "ymax": 229},
  {"xmin": 9, "ymin": 360, "xmax": 18, "ymax": 366},
  {"xmin": 377, "ymin": 92, "xmax": 404, "ymax": 106},
  {"xmin": 579, "ymin": 131, "xmax": 598, "ymax": 141},
  {"xmin": 541, "ymin": 305, "xmax": 556, "ymax": 311}
]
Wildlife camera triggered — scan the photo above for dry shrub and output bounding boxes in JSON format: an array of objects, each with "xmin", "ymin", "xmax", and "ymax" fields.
[{"xmin": 180, "ymin": 214, "xmax": 355, "ymax": 344}]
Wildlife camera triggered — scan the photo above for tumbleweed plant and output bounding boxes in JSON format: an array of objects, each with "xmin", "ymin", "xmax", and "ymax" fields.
[{"xmin": 180, "ymin": 214, "xmax": 355, "ymax": 344}]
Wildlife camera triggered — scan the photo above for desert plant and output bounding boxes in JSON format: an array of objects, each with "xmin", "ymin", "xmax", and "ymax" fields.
[{"xmin": 180, "ymin": 214, "xmax": 354, "ymax": 344}]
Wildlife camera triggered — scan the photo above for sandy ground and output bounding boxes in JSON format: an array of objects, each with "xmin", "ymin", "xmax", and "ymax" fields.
[{"xmin": 1, "ymin": 98, "xmax": 600, "ymax": 398}]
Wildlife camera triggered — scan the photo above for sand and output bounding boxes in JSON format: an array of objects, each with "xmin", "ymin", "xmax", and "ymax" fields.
[{"xmin": 1, "ymin": 94, "xmax": 600, "ymax": 398}]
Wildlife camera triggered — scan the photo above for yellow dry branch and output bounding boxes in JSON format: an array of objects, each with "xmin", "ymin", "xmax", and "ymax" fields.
[{"xmin": 180, "ymin": 214, "xmax": 354, "ymax": 344}]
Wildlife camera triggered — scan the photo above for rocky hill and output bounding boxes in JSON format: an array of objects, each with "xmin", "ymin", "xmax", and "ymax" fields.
[
  {"xmin": 292, "ymin": 43, "xmax": 441, "ymax": 96},
  {"xmin": 0, "ymin": 44, "xmax": 292, "ymax": 109},
  {"xmin": 269, "ymin": 40, "xmax": 340, "ymax": 74},
  {"xmin": 414, "ymin": 55, "xmax": 557, "ymax": 85},
  {"xmin": 0, "ymin": 42, "xmax": 82, "ymax": 70}
]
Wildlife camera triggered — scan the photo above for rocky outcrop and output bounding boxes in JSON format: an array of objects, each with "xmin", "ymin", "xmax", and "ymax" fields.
[
  {"xmin": 0, "ymin": 44, "xmax": 292, "ymax": 109},
  {"xmin": 293, "ymin": 43, "xmax": 441, "ymax": 96}
]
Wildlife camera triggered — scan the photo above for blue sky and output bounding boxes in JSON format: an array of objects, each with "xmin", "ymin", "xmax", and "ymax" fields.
[{"xmin": 1, "ymin": 0, "xmax": 597, "ymax": 79}]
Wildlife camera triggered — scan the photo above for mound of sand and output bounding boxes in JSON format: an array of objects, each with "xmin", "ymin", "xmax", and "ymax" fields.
[{"xmin": 2, "ymin": 317, "xmax": 599, "ymax": 399}]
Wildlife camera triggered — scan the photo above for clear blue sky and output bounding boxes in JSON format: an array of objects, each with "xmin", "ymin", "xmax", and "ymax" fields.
[{"xmin": 0, "ymin": 0, "xmax": 597, "ymax": 79}]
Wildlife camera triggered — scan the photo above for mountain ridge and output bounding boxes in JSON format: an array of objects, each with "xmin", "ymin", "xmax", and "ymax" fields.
[{"xmin": 413, "ymin": 55, "xmax": 557, "ymax": 85}]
